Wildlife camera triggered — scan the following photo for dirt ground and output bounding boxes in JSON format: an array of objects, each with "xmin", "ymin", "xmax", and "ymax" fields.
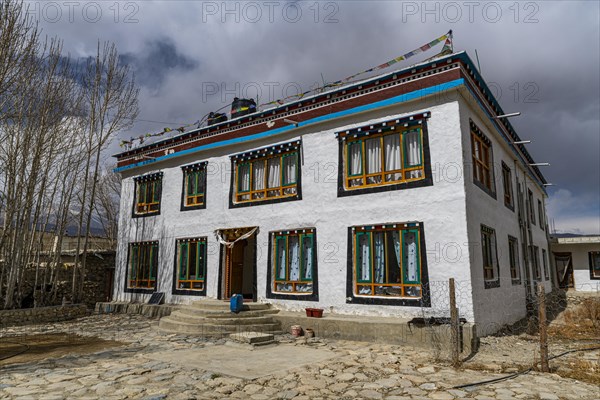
[{"xmin": 0, "ymin": 333, "xmax": 125, "ymax": 367}]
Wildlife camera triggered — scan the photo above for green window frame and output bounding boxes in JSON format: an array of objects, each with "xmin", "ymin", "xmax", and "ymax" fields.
[
  {"xmin": 183, "ymin": 167, "xmax": 206, "ymax": 207},
  {"xmin": 135, "ymin": 175, "xmax": 162, "ymax": 216},
  {"xmin": 128, "ymin": 242, "xmax": 158, "ymax": 289},
  {"xmin": 344, "ymin": 126, "xmax": 425, "ymax": 190},
  {"xmin": 176, "ymin": 238, "xmax": 207, "ymax": 291},
  {"xmin": 353, "ymin": 225, "xmax": 422, "ymax": 298},
  {"xmin": 273, "ymin": 229, "xmax": 315, "ymax": 294}
]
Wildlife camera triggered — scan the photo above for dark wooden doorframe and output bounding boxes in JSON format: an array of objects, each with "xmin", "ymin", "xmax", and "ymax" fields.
[{"xmin": 217, "ymin": 228, "xmax": 258, "ymax": 301}]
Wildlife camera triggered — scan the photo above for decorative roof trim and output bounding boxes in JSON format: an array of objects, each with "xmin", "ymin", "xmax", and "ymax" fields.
[
  {"xmin": 230, "ymin": 140, "xmax": 301, "ymax": 162},
  {"xmin": 335, "ymin": 112, "xmax": 430, "ymax": 140},
  {"xmin": 181, "ymin": 161, "xmax": 208, "ymax": 172},
  {"xmin": 133, "ymin": 172, "xmax": 163, "ymax": 182}
]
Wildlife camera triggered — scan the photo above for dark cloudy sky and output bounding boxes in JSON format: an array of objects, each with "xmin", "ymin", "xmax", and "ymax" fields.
[{"xmin": 27, "ymin": 1, "xmax": 599, "ymax": 234}]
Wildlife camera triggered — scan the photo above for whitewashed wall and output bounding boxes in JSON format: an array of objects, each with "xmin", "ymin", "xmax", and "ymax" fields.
[
  {"xmin": 458, "ymin": 92, "xmax": 552, "ymax": 335},
  {"xmin": 114, "ymin": 97, "xmax": 475, "ymax": 320},
  {"xmin": 551, "ymin": 242, "xmax": 600, "ymax": 291}
]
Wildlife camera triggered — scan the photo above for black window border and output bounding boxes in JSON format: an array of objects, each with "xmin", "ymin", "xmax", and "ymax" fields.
[
  {"xmin": 228, "ymin": 140, "xmax": 303, "ymax": 209},
  {"xmin": 336, "ymin": 114, "xmax": 433, "ymax": 198},
  {"xmin": 345, "ymin": 222, "xmax": 431, "ymax": 307},
  {"xmin": 180, "ymin": 162, "xmax": 208, "ymax": 212},
  {"xmin": 470, "ymin": 120, "xmax": 497, "ymax": 200},
  {"xmin": 537, "ymin": 199, "xmax": 545, "ymax": 231},
  {"xmin": 124, "ymin": 240, "xmax": 159, "ymax": 294},
  {"xmin": 171, "ymin": 236, "xmax": 208, "ymax": 297},
  {"xmin": 589, "ymin": 251, "xmax": 600, "ymax": 280},
  {"xmin": 131, "ymin": 172, "xmax": 163, "ymax": 219},
  {"xmin": 266, "ymin": 228, "xmax": 319, "ymax": 302},
  {"xmin": 508, "ymin": 235, "xmax": 521, "ymax": 286},
  {"xmin": 501, "ymin": 161, "xmax": 515, "ymax": 212},
  {"xmin": 528, "ymin": 189, "xmax": 536, "ymax": 226},
  {"xmin": 481, "ymin": 224, "xmax": 500, "ymax": 289}
]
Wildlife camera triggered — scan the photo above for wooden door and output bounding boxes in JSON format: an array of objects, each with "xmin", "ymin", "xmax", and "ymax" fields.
[{"xmin": 228, "ymin": 240, "xmax": 247, "ymax": 297}]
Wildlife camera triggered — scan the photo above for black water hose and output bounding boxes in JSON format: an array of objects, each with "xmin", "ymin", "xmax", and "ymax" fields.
[
  {"xmin": 0, "ymin": 341, "xmax": 30, "ymax": 361},
  {"xmin": 453, "ymin": 345, "xmax": 600, "ymax": 389}
]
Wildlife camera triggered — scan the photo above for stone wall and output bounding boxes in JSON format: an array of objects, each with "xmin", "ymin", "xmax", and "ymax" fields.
[
  {"xmin": 0, "ymin": 304, "xmax": 88, "ymax": 327},
  {"xmin": 95, "ymin": 301, "xmax": 180, "ymax": 319}
]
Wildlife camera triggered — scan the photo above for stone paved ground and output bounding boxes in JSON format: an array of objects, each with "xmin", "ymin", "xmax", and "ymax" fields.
[{"xmin": 1, "ymin": 314, "xmax": 599, "ymax": 399}]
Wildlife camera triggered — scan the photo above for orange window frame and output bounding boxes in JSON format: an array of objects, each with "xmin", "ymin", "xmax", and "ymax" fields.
[
  {"xmin": 235, "ymin": 151, "xmax": 298, "ymax": 203},
  {"xmin": 471, "ymin": 132, "xmax": 492, "ymax": 191}
]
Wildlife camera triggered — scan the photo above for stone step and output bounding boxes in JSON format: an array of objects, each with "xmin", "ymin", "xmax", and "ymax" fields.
[
  {"xmin": 188, "ymin": 300, "xmax": 271, "ymax": 311},
  {"xmin": 158, "ymin": 317, "xmax": 281, "ymax": 336},
  {"xmin": 175, "ymin": 307, "xmax": 278, "ymax": 318},
  {"xmin": 167, "ymin": 311, "xmax": 276, "ymax": 326}
]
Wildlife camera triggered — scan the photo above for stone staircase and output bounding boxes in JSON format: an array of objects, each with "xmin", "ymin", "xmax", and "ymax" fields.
[{"xmin": 158, "ymin": 299, "xmax": 282, "ymax": 337}]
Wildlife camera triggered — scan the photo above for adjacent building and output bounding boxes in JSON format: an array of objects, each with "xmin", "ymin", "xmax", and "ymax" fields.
[{"xmin": 113, "ymin": 51, "xmax": 552, "ymax": 335}]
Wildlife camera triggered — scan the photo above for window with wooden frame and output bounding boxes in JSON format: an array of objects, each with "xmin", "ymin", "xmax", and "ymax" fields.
[
  {"xmin": 508, "ymin": 235, "xmax": 521, "ymax": 285},
  {"xmin": 542, "ymin": 248, "xmax": 549, "ymax": 281},
  {"xmin": 173, "ymin": 237, "xmax": 207, "ymax": 295},
  {"xmin": 537, "ymin": 199, "xmax": 545, "ymax": 231},
  {"xmin": 181, "ymin": 163, "xmax": 207, "ymax": 210},
  {"xmin": 589, "ymin": 251, "xmax": 600, "ymax": 279},
  {"xmin": 528, "ymin": 189, "xmax": 536, "ymax": 225},
  {"xmin": 351, "ymin": 223, "xmax": 425, "ymax": 300},
  {"xmin": 530, "ymin": 245, "xmax": 541, "ymax": 280},
  {"xmin": 481, "ymin": 225, "xmax": 499, "ymax": 288},
  {"xmin": 231, "ymin": 141, "xmax": 301, "ymax": 207},
  {"xmin": 133, "ymin": 173, "xmax": 162, "ymax": 217},
  {"xmin": 470, "ymin": 121, "xmax": 495, "ymax": 196},
  {"xmin": 270, "ymin": 229, "xmax": 316, "ymax": 296},
  {"xmin": 126, "ymin": 241, "xmax": 158, "ymax": 291},
  {"xmin": 502, "ymin": 162, "xmax": 514, "ymax": 209}
]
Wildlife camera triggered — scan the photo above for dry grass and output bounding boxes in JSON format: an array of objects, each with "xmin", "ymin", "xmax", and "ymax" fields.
[{"xmin": 549, "ymin": 299, "xmax": 600, "ymax": 340}]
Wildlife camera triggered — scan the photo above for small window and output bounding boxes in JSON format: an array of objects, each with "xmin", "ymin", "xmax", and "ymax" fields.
[
  {"xmin": 530, "ymin": 245, "xmax": 541, "ymax": 280},
  {"xmin": 350, "ymin": 223, "xmax": 426, "ymax": 302},
  {"xmin": 508, "ymin": 236, "xmax": 521, "ymax": 284},
  {"xmin": 481, "ymin": 225, "xmax": 499, "ymax": 288},
  {"xmin": 528, "ymin": 190, "xmax": 536, "ymax": 225},
  {"xmin": 502, "ymin": 162, "xmax": 514, "ymax": 209},
  {"xmin": 471, "ymin": 121, "xmax": 495, "ymax": 196},
  {"xmin": 133, "ymin": 173, "xmax": 162, "ymax": 217},
  {"xmin": 126, "ymin": 241, "xmax": 158, "ymax": 291},
  {"xmin": 537, "ymin": 200, "xmax": 545, "ymax": 231},
  {"xmin": 589, "ymin": 251, "xmax": 600, "ymax": 279},
  {"xmin": 542, "ymin": 248, "xmax": 549, "ymax": 281},
  {"xmin": 173, "ymin": 237, "xmax": 207, "ymax": 295},
  {"xmin": 268, "ymin": 228, "xmax": 317, "ymax": 300},
  {"xmin": 181, "ymin": 163, "xmax": 207, "ymax": 210},
  {"xmin": 231, "ymin": 141, "xmax": 301, "ymax": 207}
]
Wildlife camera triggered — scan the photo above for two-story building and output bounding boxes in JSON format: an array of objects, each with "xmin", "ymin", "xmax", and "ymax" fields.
[{"xmin": 113, "ymin": 51, "xmax": 552, "ymax": 335}]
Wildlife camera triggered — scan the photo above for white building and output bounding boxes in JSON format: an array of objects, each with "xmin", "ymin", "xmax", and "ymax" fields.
[
  {"xmin": 113, "ymin": 52, "xmax": 552, "ymax": 335},
  {"xmin": 551, "ymin": 235, "xmax": 600, "ymax": 291}
]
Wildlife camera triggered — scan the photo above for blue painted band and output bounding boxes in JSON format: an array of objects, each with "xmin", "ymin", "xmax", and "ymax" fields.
[{"xmin": 114, "ymin": 78, "xmax": 465, "ymax": 173}]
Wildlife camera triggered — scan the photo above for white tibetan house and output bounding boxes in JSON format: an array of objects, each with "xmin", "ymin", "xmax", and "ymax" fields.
[{"xmin": 113, "ymin": 52, "xmax": 552, "ymax": 335}]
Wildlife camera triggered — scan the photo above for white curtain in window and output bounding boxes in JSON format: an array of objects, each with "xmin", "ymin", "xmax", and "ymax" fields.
[
  {"xmin": 405, "ymin": 131, "xmax": 421, "ymax": 167},
  {"xmin": 303, "ymin": 236, "xmax": 312, "ymax": 280},
  {"xmin": 277, "ymin": 239, "xmax": 286, "ymax": 279},
  {"xmin": 289, "ymin": 236, "xmax": 300, "ymax": 281},
  {"xmin": 252, "ymin": 161, "xmax": 265, "ymax": 191},
  {"xmin": 238, "ymin": 164, "xmax": 250, "ymax": 192},
  {"xmin": 359, "ymin": 234, "xmax": 370, "ymax": 281},
  {"xmin": 384, "ymin": 134, "xmax": 401, "ymax": 181},
  {"xmin": 374, "ymin": 232, "xmax": 385, "ymax": 283},
  {"xmin": 404, "ymin": 232, "xmax": 418, "ymax": 282},
  {"xmin": 267, "ymin": 157, "xmax": 281, "ymax": 188},
  {"xmin": 282, "ymin": 155, "xmax": 297, "ymax": 185},
  {"xmin": 392, "ymin": 231, "xmax": 400, "ymax": 269},
  {"xmin": 349, "ymin": 143, "xmax": 362, "ymax": 175},
  {"xmin": 365, "ymin": 138, "xmax": 382, "ymax": 174}
]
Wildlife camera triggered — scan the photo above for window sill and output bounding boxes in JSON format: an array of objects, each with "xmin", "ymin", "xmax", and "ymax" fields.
[
  {"xmin": 338, "ymin": 177, "xmax": 433, "ymax": 198},
  {"xmin": 124, "ymin": 287, "xmax": 156, "ymax": 294},
  {"xmin": 473, "ymin": 179, "xmax": 497, "ymax": 200},
  {"xmin": 484, "ymin": 280, "xmax": 500, "ymax": 289},
  {"xmin": 266, "ymin": 291, "xmax": 318, "ymax": 302},
  {"xmin": 230, "ymin": 193, "xmax": 301, "ymax": 209}
]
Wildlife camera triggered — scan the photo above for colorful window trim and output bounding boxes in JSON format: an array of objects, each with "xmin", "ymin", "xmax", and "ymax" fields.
[
  {"xmin": 502, "ymin": 162, "xmax": 514, "ymax": 209},
  {"xmin": 589, "ymin": 251, "xmax": 600, "ymax": 279},
  {"xmin": 174, "ymin": 237, "xmax": 207, "ymax": 293},
  {"xmin": 133, "ymin": 173, "xmax": 162, "ymax": 216},
  {"xmin": 232, "ymin": 141, "xmax": 300, "ymax": 204},
  {"xmin": 181, "ymin": 163, "xmax": 207, "ymax": 209},
  {"xmin": 481, "ymin": 225, "xmax": 499, "ymax": 288},
  {"xmin": 351, "ymin": 223, "xmax": 424, "ymax": 299},
  {"xmin": 531, "ymin": 245, "xmax": 541, "ymax": 281},
  {"xmin": 127, "ymin": 241, "xmax": 158, "ymax": 290},
  {"xmin": 528, "ymin": 189, "xmax": 536, "ymax": 225},
  {"xmin": 508, "ymin": 235, "xmax": 521, "ymax": 284},
  {"xmin": 271, "ymin": 229, "xmax": 315, "ymax": 295},
  {"xmin": 471, "ymin": 122, "xmax": 494, "ymax": 195},
  {"xmin": 342, "ymin": 125, "xmax": 425, "ymax": 190}
]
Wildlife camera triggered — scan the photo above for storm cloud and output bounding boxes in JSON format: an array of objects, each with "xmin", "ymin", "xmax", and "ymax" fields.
[{"xmin": 27, "ymin": 0, "xmax": 600, "ymax": 234}]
